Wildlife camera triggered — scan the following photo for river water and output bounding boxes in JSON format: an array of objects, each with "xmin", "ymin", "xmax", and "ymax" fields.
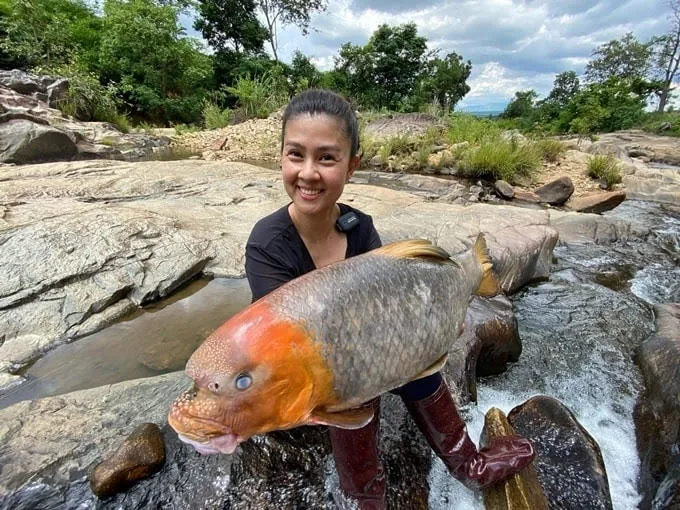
[{"xmin": 0, "ymin": 200, "xmax": 678, "ymax": 509}]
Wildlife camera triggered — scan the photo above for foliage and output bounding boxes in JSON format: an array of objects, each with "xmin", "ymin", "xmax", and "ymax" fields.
[
  {"xmin": 502, "ymin": 90, "xmax": 538, "ymax": 118},
  {"xmin": 174, "ymin": 123, "xmax": 201, "ymax": 135},
  {"xmin": 636, "ymin": 111, "xmax": 680, "ymax": 136},
  {"xmin": 202, "ymin": 101, "xmax": 234, "ymax": 129},
  {"xmin": 290, "ymin": 50, "xmax": 321, "ymax": 91},
  {"xmin": 587, "ymin": 154, "xmax": 622, "ymax": 188},
  {"xmin": 226, "ymin": 67, "xmax": 288, "ymax": 118},
  {"xmin": 649, "ymin": 1, "xmax": 680, "ymax": 112},
  {"xmin": 585, "ymin": 32, "xmax": 653, "ymax": 83},
  {"xmin": 446, "ymin": 113, "xmax": 501, "ymax": 144},
  {"xmin": 98, "ymin": 0, "xmax": 213, "ymax": 124},
  {"xmin": 194, "ymin": 0, "xmax": 267, "ymax": 53},
  {"xmin": 535, "ymin": 138, "xmax": 566, "ymax": 162},
  {"xmin": 0, "ymin": 0, "xmax": 101, "ymax": 68},
  {"xmin": 458, "ymin": 137, "xmax": 541, "ymax": 183},
  {"xmin": 421, "ymin": 52, "xmax": 472, "ymax": 111},
  {"xmin": 257, "ymin": 0, "xmax": 326, "ymax": 62}
]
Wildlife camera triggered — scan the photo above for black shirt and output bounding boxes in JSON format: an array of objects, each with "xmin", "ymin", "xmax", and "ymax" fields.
[{"xmin": 245, "ymin": 203, "xmax": 382, "ymax": 301}]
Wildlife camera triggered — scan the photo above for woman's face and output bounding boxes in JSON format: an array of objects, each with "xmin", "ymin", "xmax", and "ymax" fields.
[{"xmin": 281, "ymin": 113, "xmax": 359, "ymax": 218}]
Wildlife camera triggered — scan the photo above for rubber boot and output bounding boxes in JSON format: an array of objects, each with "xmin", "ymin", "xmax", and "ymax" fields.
[
  {"xmin": 403, "ymin": 380, "xmax": 535, "ymax": 490},
  {"xmin": 328, "ymin": 397, "xmax": 386, "ymax": 510}
]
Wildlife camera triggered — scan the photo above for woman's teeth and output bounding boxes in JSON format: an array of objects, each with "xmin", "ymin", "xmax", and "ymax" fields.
[{"xmin": 299, "ymin": 187, "xmax": 321, "ymax": 195}]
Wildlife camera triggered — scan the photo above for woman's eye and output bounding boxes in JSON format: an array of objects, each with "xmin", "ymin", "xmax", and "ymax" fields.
[
  {"xmin": 320, "ymin": 154, "xmax": 336, "ymax": 162},
  {"xmin": 288, "ymin": 151, "xmax": 302, "ymax": 159},
  {"xmin": 235, "ymin": 373, "xmax": 252, "ymax": 391}
]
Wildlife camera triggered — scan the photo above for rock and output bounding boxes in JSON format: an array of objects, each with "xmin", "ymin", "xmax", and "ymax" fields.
[
  {"xmin": 46, "ymin": 78, "xmax": 69, "ymax": 108},
  {"xmin": 212, "ymin": 133, "xmax": 229, "ymax": 151},
  {"xmin": 447, "ymin": 295, "xmax": 522, "ymax": 403},
  {"xmin": 501, "ymin": 129, "xmax": 527, "ymax": 144},
  {"xmin": 659, "ymin": 121, "xmax": 672, "ymax": 131},
  {"xmin": 0, "ymin": 119, "xmax": 77, "ymax": 163},
  {"xmin": 508, "ymin": 395, "xmax": 613, "ymax": 510},
  {"xmin": 567, "ymin": 191, "xmax": 626, "ymax": 214},
  {"xmin": 535, "ymin": 176, "xmax": 574, "ymax": 205},
  {"xmin": 481, "ymin": 407, "xmax": 549, "ymax": 510},
  {"xmin": 549, "ymin": 210, "xmax": 650, "ymax": 245},
  {"xmin": 512, "ymin": 190, "xmax": 541, "ymax": 203},
  {"xmin": 74, "ymin": 141, "xmax": 123, "ymax": 160},
  {"xmin": 634, "ymin": 303, "xmax": 680, "ymax": 510},
  {"xmin": 494, "ymin": 180, "xmax": 514, "ymax": 199},
  {"xmin": 586, "ymin": 140, "xmax": 633, "ymax": 163},
  {"xmin": 369, "ymin": 155, "xmax": 382, "ymax": 167},
  {"xmin": 90, "ymin": 422, "xmax": 166, "ymax": 498},
  {"xmin": 0, "ymin": 69, "xmax": 43, "ymax": 95},
  {"xmin": 363, "ymin": 112, "xmax": 439, "ymax": 140},
  {"xmin": 624, "ymin": 167, "xmax": 680, "ymax": 206}
]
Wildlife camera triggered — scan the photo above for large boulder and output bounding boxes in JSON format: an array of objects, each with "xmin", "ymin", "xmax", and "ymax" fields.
[
  {"xmin": 0, "ymin": 119, "xmax": 77, "ymax": 163},
  {"xmin": 567, "ymin": 191, "xmax": 626, "ymax": 214},
  {"xmin": 624, "ymin": 166, "xmax": 680, "ymax": 206},
  {"xmin": 634, "ymin": 303, "xmax": 680, "ymax": 510},
  {"xmin": 0, "ymin": 70, "xmax": 68, "ymax": 109},
  {"xmin": 508, "ymin": 395, "xmax": 613, "ymax": 510},
  {"xmin": 535, "ymin": 176, "xmax": 574, "ymax": 205}
]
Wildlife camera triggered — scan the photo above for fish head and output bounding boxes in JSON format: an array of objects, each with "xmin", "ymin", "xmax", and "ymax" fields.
[{"xmin": 168, "ymin": 300, "xmax": 333, "ymax": 454}]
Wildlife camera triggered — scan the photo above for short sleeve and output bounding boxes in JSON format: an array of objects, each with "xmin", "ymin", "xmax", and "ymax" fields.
[
  {"xmin": 365, "ymin": 215, "xmax": 382, "ymax": 250},
  {"xmin": 245, "ymin": 242, "xmax": 296, "ymax": 302}
]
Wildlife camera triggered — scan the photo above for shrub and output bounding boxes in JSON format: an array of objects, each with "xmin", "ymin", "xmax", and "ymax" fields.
[
  {"xmin": 447, "ymin": 113, "xmax": 501, "ymax": 144},
  {"xmin": 535, "ymin": 138, "xmax": 566, "ymax": 162},
  {"xmin": 587, "ymin": 154, "xmax": 622, "ymax": 189},
  {"xmin": 174, "ymin": 123, "xmax": 201, "ymax": 135},
  {"xmin": 458, "ymin": 137, "xmax": 541, "ymax": 183},
  {"xmin": 202, "ymin": 101, "xmax": 234, "ymax": 130},
  {"xmin": 226, "ymin": 67, "xmax": 289, "ymax": 120}
]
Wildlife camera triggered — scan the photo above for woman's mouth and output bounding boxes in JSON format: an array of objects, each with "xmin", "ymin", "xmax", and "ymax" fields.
[{"xmin": 298, "ymin": 186, "xmax": 323, "ymax": 200}]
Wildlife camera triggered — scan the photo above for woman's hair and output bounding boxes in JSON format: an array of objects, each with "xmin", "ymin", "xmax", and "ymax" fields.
[{"xmin": 282, "ymin": 89, "xmax": 360, "ymax": 157}]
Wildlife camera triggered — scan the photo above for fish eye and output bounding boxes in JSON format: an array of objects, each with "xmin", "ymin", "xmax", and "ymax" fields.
[{"xmin": 235, "ymin": 373, "xmax": 252, "ymax": 391}]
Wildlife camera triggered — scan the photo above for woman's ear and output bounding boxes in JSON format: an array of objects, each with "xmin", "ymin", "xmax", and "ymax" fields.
[{"xmin": 347, "ymin": 155, "xmax": 360, "ymax": 181}]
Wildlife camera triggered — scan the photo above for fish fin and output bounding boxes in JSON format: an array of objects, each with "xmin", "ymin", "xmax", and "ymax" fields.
[
  {"xmin": 473, "ymin": 233, "xmax": 500, "ymax": 296},
  {"xmin": 309, "ymin": 406, "xmax": 375, "ymax": 429},
  {"xmin": 411, "ymin": 352, "xmax": 448, "ymax": 381},
  {"xmin": 372, "ymin": 239, "xmax": 454, "ymax": 264}
]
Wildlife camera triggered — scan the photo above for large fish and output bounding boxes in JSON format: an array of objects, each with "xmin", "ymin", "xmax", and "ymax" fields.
[{"xmin": 168, "ymin": 235, "xmax": 499, "ymax": 455}]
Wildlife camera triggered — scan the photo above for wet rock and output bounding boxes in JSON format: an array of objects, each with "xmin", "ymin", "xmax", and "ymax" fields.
[
  {"xmin": 0, "ymin": 119, "xmax": 77, "ymax": 163},
  {"xmin": 494, "ymin": 180, "xmax": 514, "ymax": 199},
  {"xmin": 481, "ymin": 407, "xmax": 549, "ymax": 510},
  {"xmin": 74, "ymin": 141, "xmax": 123, "ymax": 160},
  {"xmin": 90, "ymin": 422, "xmax": 166, "ymax": 498},
  {"xmin": 535, "ymin": 176, "xmax": 574, "ymax": 205},
  {"xmin": 549, "ymin": 210, "xmax": 650, "ymax": 245},
  {"xmin": 508, "ymin": 395, "xmax": 613, "ymax": 510},
  {"xmin": 567, "ymin": 191, "xmax": 626, "ymax": 214},
  {"xmin": 634, "ymin": 303, "xmax": 680, "ymax": 510},
  {"xmin": 624, "ymin": 166, "xmax": 680, "ymax": 206}
]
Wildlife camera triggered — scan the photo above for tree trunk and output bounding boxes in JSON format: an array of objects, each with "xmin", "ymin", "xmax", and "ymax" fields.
[{"xmin": 658, "ymin": 89, "xmax": 668, "ymax": 112}]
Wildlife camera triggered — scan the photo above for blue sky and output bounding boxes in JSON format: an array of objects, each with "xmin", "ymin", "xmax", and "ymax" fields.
[{"xmin": 182, "ymin": 0, "xmax": 674, "ymax": 111}]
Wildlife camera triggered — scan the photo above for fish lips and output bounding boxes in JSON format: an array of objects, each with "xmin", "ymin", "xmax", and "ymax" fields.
[{"xmin": 177, "ymin": 432, "xmax": 244, "ymax": 455}]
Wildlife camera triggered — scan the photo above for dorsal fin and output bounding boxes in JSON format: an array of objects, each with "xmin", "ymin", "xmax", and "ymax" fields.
[{"xmin": 372, "ymin": 239, "xmax": 453, "ymax": 263}]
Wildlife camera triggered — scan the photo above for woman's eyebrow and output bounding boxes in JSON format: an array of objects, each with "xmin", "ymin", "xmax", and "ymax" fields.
[{"xmin": 283, "ymin": 141, "xmax": 342, "ymax": 152}]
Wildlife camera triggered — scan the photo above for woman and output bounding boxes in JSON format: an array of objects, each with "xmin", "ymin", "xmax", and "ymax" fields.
[{"xmin": 245, "ymin": 89, "xmax": 534, "ymax": 509}]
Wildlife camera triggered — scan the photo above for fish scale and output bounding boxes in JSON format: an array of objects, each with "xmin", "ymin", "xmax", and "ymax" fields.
[{"xmin": 270, "ymin": 251, "xmax": 482, "ymax": 407}]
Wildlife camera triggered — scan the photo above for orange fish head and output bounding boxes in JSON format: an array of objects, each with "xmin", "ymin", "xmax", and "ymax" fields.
[{"xmin": 168, "ymin": 301, "xmax": 334, "ymax": 454}]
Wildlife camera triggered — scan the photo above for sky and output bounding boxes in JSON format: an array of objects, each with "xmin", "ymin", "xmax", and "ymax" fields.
[{"xmin": 183, "ymin": 0, "xmax": 674, "ymax": 112}]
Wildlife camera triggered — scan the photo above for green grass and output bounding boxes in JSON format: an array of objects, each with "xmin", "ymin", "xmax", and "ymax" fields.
[
  {"xmin": 202, "ymin": 102, "xmax": 234, "ymax": 130},
  {"xmin": 535, "ymin": 138, "xmax": 567, "ymax": 162},
  {"xmin": 446, "ymin": 113, "xmax": 501, "ymax": 144},
  {"xmin": 458, "ymin": 137, "xmax": 541, "ymax": 183},
  {"xmin": 174, "ymin": 124, "xmax": 201, "ymax": 135},
  {"xmin": 587, "ymin": 154, "xmax": 622, "ymax": 189},
  {"xmin": 636, "ymin": 111, "xmax": 680, "ymax": 136}
]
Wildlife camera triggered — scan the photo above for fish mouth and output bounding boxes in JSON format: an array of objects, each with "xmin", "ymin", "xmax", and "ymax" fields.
[{"xmin": 177, "ymin": 432, "xmax": 244, "ymax": 455}]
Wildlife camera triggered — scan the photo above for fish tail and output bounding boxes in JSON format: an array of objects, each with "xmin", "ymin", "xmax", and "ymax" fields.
[{"xmin": 473, "ymin": 233, "xmax": 500, "ymax": 296}]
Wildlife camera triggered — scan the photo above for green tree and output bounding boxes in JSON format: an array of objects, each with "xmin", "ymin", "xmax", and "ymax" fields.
[
  {"xmin": 546, "ymin": 71, "xmax": 580, "ymax": 105},
  {"xmin": 99, "ymin": 0, "xmax": 213, "ymax": 123},
  {"xmin": 0, "ymin": 0, "xmax": 101, "ymax": 68},
  {"xmin": 257, "ymin": 0, "xmax": 326, "ymax": 62},
  {"xmin": 336, "ymin": 23, "xmax": 432, "ymax": 110},
  {"xmin": 585, "ymin": 32, "xmax": 652, "ymax": 83},
  {"xmin": 424, "ymin": 52, "xmax": 472, "ymax": 111},
  {"xmin": 650, "ymin": 0, "xmax": 680, "ymax": 112},
  {"xmin": 193, "ymin": 0, "xmax": 268, "ymax": 53},
  {"xmin": 502, "ymin": 90, "xmax": 538, "ymax": 118},
  {"xmin": 290, "ymin": 50, "xmax": 321, "ymax": 90}
]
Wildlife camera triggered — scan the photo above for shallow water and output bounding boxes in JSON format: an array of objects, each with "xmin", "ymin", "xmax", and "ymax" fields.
[{"xmin": 0, "ymin": 278, "xmax": 251, "ymax": 410}]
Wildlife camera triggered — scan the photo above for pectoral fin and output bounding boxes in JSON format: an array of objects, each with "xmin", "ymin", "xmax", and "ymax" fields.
[
  {"xmin": 309, "ymin": 406, "xmax": 375, "ymax": 429},
  {"xmin": 411, "ymin": 353, "xmax": 448, "ymax": 381}
]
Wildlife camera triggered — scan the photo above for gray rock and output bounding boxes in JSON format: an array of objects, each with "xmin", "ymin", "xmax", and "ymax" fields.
[
  {"xmin": 46, "ymin": 78, "xmax": 69, "ymax": 108},
  {"xmin": 624, "ymin": 167, "xmax": 680, "ymax": 206},
  {"xmin": 0, "ymin": 119, "xmax": 77, "ymax": 163},
  {"xmin": 0, "ymin": 69, "xmax": 43, "ymax": 95},
  {"xmin": 509, "ymin": 396, "xmax": 613, "ymax": 510},
  {"xmin": 634, "ymin": 304, "xmax": 680, "ymax": 510},
  {"xmin": 494, "ymin": 180, "xmax": 514, "ymax": 199},
  {"xmin": 568, "ymin": 191, "xmax": 626, "ymax": 214},
  {"xmin": 535, "ymin": 176, "xmax": 574, "ymax": 205}
]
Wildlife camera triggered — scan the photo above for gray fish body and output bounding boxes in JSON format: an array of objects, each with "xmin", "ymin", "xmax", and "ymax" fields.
[{"xmin": 269, "ymin": 248, "xmax": 484, "ymax": 408}]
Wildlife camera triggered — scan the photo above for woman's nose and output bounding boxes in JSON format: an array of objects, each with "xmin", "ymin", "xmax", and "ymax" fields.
[{"xmin": 299, "ymin": 157, "xmax": 318, "ymax": 180}]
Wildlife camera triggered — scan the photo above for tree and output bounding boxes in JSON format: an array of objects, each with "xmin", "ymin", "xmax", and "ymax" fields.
[
  {"xmin": 193, "ymin": 0, "xmax": 268, "ymax": 54},
  {"xmin": 0, "ymin": 0, "xmax": 101, "ymax": 68},
  {"xmin": 502, "ymin": 90, "xmax": 538, "ymax": 118},
  {"xmin": 257, "ymin": 0, "xmax": 326, "ymax": 62},
  {"xmin": 336, "ymin": 23, "xmax": 432, "ymax": 110},
  {"xmin": 423, "ymin": 52, "xmax": 472, "ymax": 111},
  {"xmin": 651, "ymin": 0, "xmax": 680, "ymax": 112},
  {"xmin": 546, "ymin": 71, "xmax": 580, "ymax": 106},
  {"xmin": 585, "ymin": 32, "xmax": 652, "ymax": 83},
  {"xmin": 290, "ymin": 50, "xmax": 321, "ymax": 91}
]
